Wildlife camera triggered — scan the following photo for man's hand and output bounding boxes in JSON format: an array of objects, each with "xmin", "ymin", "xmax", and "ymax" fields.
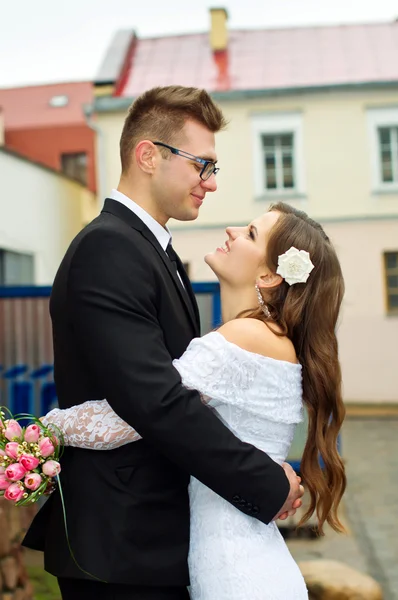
[{"xmin": 273, "ymin": 462, "xmax": 304, "ymax": 521}]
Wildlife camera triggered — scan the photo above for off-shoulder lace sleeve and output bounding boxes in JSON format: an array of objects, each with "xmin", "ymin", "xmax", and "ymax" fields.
[
  {"xmin": 171, "ymin": 333, "xmax": 227, "ymax": 403},
  {"xmin": 174, "ymin": 332, "xmax": 303, "ymax": 424},
  {"xmin": 42, "ymin": 400, "xmax": 142, "ymax": 450}
]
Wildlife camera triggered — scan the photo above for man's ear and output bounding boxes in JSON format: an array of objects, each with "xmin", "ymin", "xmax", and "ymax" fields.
[
  {"xmin": 135, "ymin": 140, "xmax": 157, "ymax": 174},
  {"xmin": 256, "ymin": 271, "xmax": 283, "ymax": 290}
]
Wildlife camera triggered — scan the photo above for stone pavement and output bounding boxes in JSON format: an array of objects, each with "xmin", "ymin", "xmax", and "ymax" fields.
[{"xmin": 286, "ymin": 416, "xmax": 398, "ymax": 600}]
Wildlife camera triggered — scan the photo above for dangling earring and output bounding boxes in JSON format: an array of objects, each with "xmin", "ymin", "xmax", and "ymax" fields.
[{"xmin": 255, "ymin": 284, "xmax": 271, "ymax": 319}]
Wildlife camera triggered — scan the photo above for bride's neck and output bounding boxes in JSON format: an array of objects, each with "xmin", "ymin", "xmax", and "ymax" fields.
[{"xmin": 219, "ymin": 283, "xmax": 258, "ymax": 323}]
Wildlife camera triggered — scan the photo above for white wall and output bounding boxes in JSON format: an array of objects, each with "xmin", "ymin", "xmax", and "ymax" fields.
[
  {"xmin": 327, "ymin": 218, "xmax": 398, "ymax": 403},
  {"xmin": 0, "ymin": 150, "xmax": 94, "ymax": 284}
]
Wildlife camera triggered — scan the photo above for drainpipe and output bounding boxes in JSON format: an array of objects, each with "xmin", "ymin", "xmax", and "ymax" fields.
[{"xmin": 84, "ymin": 104, "xmax": 107, "ymax": 207}]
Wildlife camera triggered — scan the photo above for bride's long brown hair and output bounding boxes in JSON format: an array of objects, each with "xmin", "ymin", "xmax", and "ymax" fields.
[{"xmin": 243, "ymin": 202, "xmax": 346, "ymax": 535}]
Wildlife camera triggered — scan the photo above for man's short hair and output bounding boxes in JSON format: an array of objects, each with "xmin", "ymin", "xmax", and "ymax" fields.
[{"xmin": 119, "ymin": 86, "xmax": 227, "ymax": 173}]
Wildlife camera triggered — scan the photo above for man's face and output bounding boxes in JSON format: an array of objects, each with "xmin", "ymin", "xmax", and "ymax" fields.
[{"xmin": 151, "ymin": 119, "xmax": 218, "ymax": 223}]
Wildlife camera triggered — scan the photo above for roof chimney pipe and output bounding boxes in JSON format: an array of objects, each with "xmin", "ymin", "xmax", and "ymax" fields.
[{"xmin": 209, "ymin": 7, "xmax": 228, "ymax": 51}]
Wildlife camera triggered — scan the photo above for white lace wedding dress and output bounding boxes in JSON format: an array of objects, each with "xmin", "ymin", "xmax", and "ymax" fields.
[{"xmin": 45, "ymin": 331, "xmax": 308, "ymax": 599}]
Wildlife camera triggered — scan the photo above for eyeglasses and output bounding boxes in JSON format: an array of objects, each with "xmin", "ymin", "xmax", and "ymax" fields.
[{"xmin": 153, "ymin": 141, "xmax": 219, "ymax": 181}]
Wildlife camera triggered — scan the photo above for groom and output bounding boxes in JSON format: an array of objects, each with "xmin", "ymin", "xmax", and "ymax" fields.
[{"xmin": 24, "ymin": 86, "xmax": 303, "ymax": 600}]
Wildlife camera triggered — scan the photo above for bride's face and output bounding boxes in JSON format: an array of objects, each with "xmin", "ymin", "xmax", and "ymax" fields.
[{"xmin": 205, "ymin": 211, "xmax": 281, "ymax": 286}]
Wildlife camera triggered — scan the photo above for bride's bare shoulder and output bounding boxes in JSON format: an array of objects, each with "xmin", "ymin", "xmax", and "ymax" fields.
[{"xmin": 217, "ymin": 318, "xmax": 297, "ymax": 364}]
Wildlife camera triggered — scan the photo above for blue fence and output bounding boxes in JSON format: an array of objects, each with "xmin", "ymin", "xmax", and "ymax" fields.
[
  {"xmin": 0, "ymin": 284, "xmax": 221, "ymax": 418},
  {"xmin": 0, "ymin": 286, "xmax": 55, "ymax": 421}
]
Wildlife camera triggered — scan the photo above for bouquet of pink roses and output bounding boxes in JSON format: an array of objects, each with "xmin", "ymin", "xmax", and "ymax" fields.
[
  {"xmin": 0, "ymin": 407, "xmax": 64, "ymax": 506},
  {"xmin": 0, "ymin": 407, "xmax": 104, "ymax": 581}
]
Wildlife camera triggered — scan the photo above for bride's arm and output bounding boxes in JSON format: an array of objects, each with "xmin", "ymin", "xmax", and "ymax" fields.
[
  {"xmin": 43, "ymin": 387, "xmax": 210, "ymax": 451},
  {"xmin": 42, "ymin": 399, "xmax": 142, "ymax": 450}
]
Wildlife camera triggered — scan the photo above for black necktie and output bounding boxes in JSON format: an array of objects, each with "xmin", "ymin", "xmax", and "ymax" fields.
[
  {"xmin": 166, "ymin": 241, "xmax": 179, "ymax": 276},
  {"xmin": 166, "ymin": 241, "xmax": 197, "ymax": 327}
]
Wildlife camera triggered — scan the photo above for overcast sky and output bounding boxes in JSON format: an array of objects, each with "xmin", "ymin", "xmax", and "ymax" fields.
[{"xmin": 2, "ymin": 0, "xmax": 398, "ymax": 88}]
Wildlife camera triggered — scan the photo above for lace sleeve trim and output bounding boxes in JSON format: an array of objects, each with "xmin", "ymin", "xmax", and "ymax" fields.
[{"xmin": 42, "ymin": 400, "xmax": 142, "ymax": 450}]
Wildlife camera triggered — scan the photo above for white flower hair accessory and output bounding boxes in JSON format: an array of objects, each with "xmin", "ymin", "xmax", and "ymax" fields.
[{"xmin": 276, "ymin": 246, "xmax": 314, "ymax": 286}]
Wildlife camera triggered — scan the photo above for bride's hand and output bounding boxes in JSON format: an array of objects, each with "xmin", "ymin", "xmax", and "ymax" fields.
[
  {"xmin": 273, "ymin": 462, "xmax": 304, "ymax": 521},
  {"xmin": 277, "ymin": 493, "xmax": 302, "ymax": 521}
]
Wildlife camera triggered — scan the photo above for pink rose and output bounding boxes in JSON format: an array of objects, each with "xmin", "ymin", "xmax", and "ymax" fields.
[
  {"xmin": 41, "ymin": 460, "xmax": 61, "ymax": 477},
  {"xmin": 4, "ymin": 420, "xmax": 22, "ymax": 442},
  {"xmin": 5, "ymin": 442, "xmax": 19, "ymax": 460},
  {"xmin": 24, "ymin": 473, "xmax": 42, "ymax": 491},
  {"xmin": 38, "ymin": 437, "xmax": 55, "ymax": 458},
  {"xmin": 0, "ymin": 448, "xmax": 6, "ymax": 456},
  {"xmin": 19, "ymin": 454, "xmax": 40, "ymax": 471},
  {"xmin": 5, "ymin": 463, "xmax": 27, "ymax": 481},
  {"xmin": 4, "ymin": 482, "xmax": 24, "ymax": 503},
  {"xmin": 24, "ymin": 424, "xmax": 41, "ymax": 444},
  {"xmin": 0, "ymin": 466, "xmax": 5, "ymax": 475},
  {"xmin": 0, "ymin": 474, "xmax": 10, "ymax": 490}
]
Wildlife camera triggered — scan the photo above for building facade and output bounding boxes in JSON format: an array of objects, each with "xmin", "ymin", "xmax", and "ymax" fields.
[{"xmin": 87, "ymin": 10, "xmax": 398, "ymax": 403}]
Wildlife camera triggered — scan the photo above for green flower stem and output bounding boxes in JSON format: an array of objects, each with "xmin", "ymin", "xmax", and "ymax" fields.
[{"xmin": 56, "ymin": 474, "xmax": 107, "ymax": 583}]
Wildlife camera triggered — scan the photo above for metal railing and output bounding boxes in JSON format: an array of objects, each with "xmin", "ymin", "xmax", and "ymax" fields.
[
  {"xmin": 0, "ymin": 287, "xmax": 55, "ymax": 418},
  {"xmin": 0, "ymin": 284, "xmax": 221, "ymax": 417}
]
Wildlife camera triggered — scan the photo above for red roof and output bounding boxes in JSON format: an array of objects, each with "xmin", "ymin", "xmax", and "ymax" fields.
[
  {"xmin": 118, "ymin": 22, "xmax": 398, "ymax": 98},
  {"xmin": 0, "ymin": 82, "xmax": 93, "ymax": 129}
]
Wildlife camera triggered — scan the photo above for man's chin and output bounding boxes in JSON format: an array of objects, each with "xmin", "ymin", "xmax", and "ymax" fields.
[{"xmin": 172, "ymin": 208, "xmax": 200, "ymax": 222}]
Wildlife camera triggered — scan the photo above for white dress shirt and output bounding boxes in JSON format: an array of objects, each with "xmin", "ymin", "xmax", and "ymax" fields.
[{"xmin": 109, "ymin": 189, "xmax": 171, "ymax": 251}]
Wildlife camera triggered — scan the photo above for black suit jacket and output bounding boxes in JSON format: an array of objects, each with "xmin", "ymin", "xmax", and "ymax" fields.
[{"xmin": 23, "ymin": 199, "xmax": 289, "ymax": 586}]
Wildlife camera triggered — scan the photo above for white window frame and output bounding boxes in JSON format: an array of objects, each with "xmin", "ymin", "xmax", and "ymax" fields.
[
  {"xmin": 367, "ymin": 106, "xmax": 398, "ymax": 192},
  {"xmin": 0, "ymin": 249, "xmax": 34, "ymax": 285},
  {"xmin": 251, "ymin": 112, "xmax": 305, "ymax": 199},
  {"xmin": 383, "ymin": 251, "xmax": 398, "ymax": 315}
]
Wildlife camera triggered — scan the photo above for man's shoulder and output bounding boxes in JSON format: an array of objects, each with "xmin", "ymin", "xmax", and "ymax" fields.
[
  {"xmin": 83, "ymin": 209, "xmax": 135, "ymax": 236},
  {"xmin": 70, "ymin": 211, "xmax": 141, "ymax": 253},
  {"xmin": 52, "ymin": 213, "xmax": 143, "ymax": 286}
]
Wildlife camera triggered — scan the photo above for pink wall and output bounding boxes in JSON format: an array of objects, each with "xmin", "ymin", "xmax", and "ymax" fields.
[{"xmin": 5, "ymin": 125, "xmax": 96, "ymax": 192}]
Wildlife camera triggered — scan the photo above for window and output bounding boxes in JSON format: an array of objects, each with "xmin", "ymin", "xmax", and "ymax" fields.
[
  {"xmin": 378, "ymin": 127, "xmax": 398, "ymax": 183},
  {"xmin": 384, "ymin": 252, "xmax": 398, "ymax": 314},
  {"xmin": 61, "ymin": 152, "xmax": 87, "ymax": 186},
  {"xmin": 251, "ymin": 112, "xmax": 304, "ymax": 199},
  {"xmin": 367, "ymin": 107, "xmax": 398, "ymax": 191},
  {"xmin": 0, "ymin": 250, "xmax": 34, "ymax": 285},
  {"xmin": 49, "ymin": 95, "xmax": 69, "ymax": 108},
  {"xmin": 262, "ymin": 134, "xmax": 295, "ymax": 191}
]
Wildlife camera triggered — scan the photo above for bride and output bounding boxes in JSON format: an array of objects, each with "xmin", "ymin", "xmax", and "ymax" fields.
[{"xmin": 43, "ymin": 202, "xmax": 346, "ymax": 599}]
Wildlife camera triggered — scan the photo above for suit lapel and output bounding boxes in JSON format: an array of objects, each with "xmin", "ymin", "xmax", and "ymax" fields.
[{"xmin": 102, "ymin": 199, "xmax": 200, "ymax": 337}]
